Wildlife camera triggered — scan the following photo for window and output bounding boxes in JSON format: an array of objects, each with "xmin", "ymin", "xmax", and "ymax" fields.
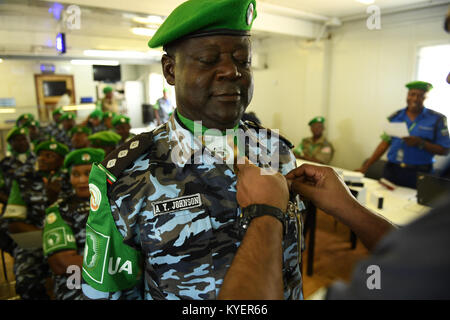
[{"xmin": 416, "ymin": 44, "xmax": 450, "ymax": 120}]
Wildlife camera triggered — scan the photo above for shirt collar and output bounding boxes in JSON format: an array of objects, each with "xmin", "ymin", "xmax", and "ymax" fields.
[
  {"xmin": 402, "ymin": 106, "xmax": 428, "ymax": 121},
  {"xmin": 163, "ymin": 113, "xmax": 272, "ymax": 169}
]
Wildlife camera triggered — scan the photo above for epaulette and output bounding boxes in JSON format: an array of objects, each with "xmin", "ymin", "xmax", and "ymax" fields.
[
  {"xmin": 387, "ymin": 110, "xmax": 403, "ymax": 121},
  {"xmin": 427, "ymin": 108, "xmax": 445, "ymax": 119},
  {"xmin": 243, "ymin": 120, "xmax": 294, "ymax": 149},
  {"xmin": 101, "ymin": 130, "xmax": 155, "ymax": 181}
]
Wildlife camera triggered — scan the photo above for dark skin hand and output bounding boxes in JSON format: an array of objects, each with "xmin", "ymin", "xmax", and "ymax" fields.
[
  {"xmin": 8, "ymin": 221, "xmax": 40, "ymax": 234},
  {"xmin": 43, "ymin": 173, "xmax": 63, "ymax": 205},
  {"xmin": 286, "ymin": 164, "xmax": 396, "ymax": 251}
]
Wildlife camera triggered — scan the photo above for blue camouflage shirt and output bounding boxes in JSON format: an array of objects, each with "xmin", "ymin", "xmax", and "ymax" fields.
[{"xmin": 82, "ymin": 114, "xmax": 303, "ymax": 300}]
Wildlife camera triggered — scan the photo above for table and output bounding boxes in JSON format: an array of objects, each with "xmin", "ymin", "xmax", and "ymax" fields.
[{"xmin": 295, "ymin": 160, "xmax": 430, "ymax": 276}]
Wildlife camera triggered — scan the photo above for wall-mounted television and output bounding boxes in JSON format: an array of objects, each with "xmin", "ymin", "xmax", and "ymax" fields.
[
  {"xmin": 93, "ymin": 65, "xmax": 121, "ymax": 83},
  {"xmin": 43, "ymin": 81, "xmax": 67, "ymax": 97}
]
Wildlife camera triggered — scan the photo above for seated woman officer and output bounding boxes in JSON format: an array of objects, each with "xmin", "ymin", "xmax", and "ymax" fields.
[{"xmin": 42, "ymin": 148, "xmax": 105, "ymax": 300}]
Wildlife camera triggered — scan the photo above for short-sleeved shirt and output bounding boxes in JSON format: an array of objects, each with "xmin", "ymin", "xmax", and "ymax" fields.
[
  {"xmin": 384, "ymin": 108, "xmax": 450, "ymax": 165},
  {"xmin": 294, "ymin": 136, "xmax": 334, "ymax": 165},
  {"xmin": 82, "ymin": 114, "xmax": 303, "ymax": 300}
]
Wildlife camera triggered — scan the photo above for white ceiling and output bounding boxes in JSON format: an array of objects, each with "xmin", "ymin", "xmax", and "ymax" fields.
[
  {"xmin": 258, "ymin": 0, "xmax": 442, "ymax": 18},
  {"xmin": 0, "ymin": 0, "xmax": 448, "ymax": 61}
]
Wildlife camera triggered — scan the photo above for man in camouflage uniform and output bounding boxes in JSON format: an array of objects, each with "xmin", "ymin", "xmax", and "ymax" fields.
[
  {"xmin": 3, "ymin": 140, "xmax": 70, "ymax": 299},
  {"xmin": 293, "ymin": 116, "xmax": 335, "ymax": 165},
  {"xmin": 0, "ymin": 127, "xmax": 36, "ymax": 256},
  {"xmin": 43, "ymin": 148, "xmax": 105, "ymax": 300},
  {"xmin": 43, "ymin": 108, "xmax": 65, "ymax": 140},
  {"xmin": 82, "ymin": 0, "xmax": 303, "ymax": 300}
]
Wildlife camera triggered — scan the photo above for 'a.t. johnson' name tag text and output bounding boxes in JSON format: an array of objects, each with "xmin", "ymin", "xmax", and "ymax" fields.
[{"xmin": 152, "ymin": 193, "xmax": 202, "ymax": 216}]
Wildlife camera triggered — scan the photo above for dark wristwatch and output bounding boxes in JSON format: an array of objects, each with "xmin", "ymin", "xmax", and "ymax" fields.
[{"xmin": 239, "ymin": 204, "xmax": 286, "ymax": 234}]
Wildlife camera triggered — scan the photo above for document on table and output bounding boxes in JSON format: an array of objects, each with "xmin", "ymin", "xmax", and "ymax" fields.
[{"xmin": 383, "ymin": 122, "xmax": 409, "ymax": 138}]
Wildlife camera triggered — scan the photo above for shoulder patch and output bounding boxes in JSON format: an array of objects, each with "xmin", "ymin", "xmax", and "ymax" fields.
[{"xmin": 244, "ymin": 120, "xmax": 294, "ymax": 149}]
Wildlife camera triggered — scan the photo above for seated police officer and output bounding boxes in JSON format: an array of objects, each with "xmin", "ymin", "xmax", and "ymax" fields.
[
  {"xmin": 43, "ymin": 148, "xmax": 105, "ymax": 300},
  {"xmin": 358, "ymin": 81, "xmax": 450, "ymax": 188},
  {"xmin": 81, "ymin": 0, "xmax": 303, "ymax": 300},
  {"xmin": 293, "ymin": 116, "xmax": 334, "ymax": 165}
]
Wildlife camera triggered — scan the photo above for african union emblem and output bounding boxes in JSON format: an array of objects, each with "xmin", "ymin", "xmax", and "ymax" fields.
[
  {"xmin": 89, "ymin": 183, "xmax": 101, "ymax": 212},
  {"xmin": 82, "ymin": 153, "xmax": 91, "ymax": 162},
  {"xmin": 84, "ymin": 230, "xmax": 99, "ymax": 269}
]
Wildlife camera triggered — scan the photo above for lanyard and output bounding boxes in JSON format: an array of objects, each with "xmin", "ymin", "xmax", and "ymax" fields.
[{"xmin": 408, "ymin": 122, "xmax": 417, "ymax": 133}]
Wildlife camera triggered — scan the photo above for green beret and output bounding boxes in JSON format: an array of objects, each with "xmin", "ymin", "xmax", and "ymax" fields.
[
  {"xmin": 64, "ymin": 148, "xmax": 105, "ymax": 169},
  {"xmin": 35, "ymin": 140, "xmax": 69, "ymax": 157},
  {"xmin": 70, "ymin": 126, "xmax": 92, "ymax": 136},
  {"xmin": 52, "ymin": 107, "xmax": 65, "ymax": 115},
  {"xmin": 148, "ymin": 0, "xmax": 257, "ymax": 49},
  {"xmin": 406, "ymin": 81, "xmax": 433, "ymax": 92},
  {"xmin": 21, "ymin": 120, "xmax": 40, "ymax": 128},
  {"xmin": 103, "ymin": 86, "xmax": 113, "ymax": 94},
  {"xmin": 308, "ymin": 116, "xmax": 325, "ymax": 126},
  {"xmin": 89, "ymin": 109, "xmax": 104, "ymax": 120},
  {"xmin": 16, "ymin": 113, "xmax": 35, "ymax": 125},
  {"xmin": 88, "ymin": 131, "xmax": 122, "ymax": 147},
  {"xmin": 112, "ymin": 115, "xmax": 130, "ymax": 127},
  {"xmin": 59, "ymin": 112, "xmax": 77, "ymax": 121},
  {"xmin": 7, "ymin": 127, "xmax": 28, "ymax": 142}
]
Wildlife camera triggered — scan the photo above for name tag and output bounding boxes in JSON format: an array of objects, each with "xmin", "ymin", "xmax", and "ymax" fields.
[
  {"xmin": 418, "ymin": 126, "xmax": 433, "ymax": 131},
  {"xmin": 152, "ymin": 193, "xmax": 202, "ymax": 216}
]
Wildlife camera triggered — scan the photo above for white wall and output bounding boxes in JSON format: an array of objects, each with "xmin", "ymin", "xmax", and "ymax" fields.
[
  {"xmin": 250, "ymin": 4, "xmax": 449, "ymax": 171},
  {"xmin": 326, "ymin": 4, "xmax": 450, "ymax": 170},
  {"xmin": 251, "ymin": 38, "xmax": 329, "ymax": 149},
  {"xmin": 0, "ymin": 59, "xmax": 96, "ymax": 124}
]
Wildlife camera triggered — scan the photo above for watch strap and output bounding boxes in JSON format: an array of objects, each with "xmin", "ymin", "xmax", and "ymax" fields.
[{"xmin": 241, "ymin": 204, "xmax": 286, "ymax": 230}]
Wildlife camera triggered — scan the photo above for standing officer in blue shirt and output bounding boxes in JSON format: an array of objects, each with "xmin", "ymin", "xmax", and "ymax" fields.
[{"xmin": 358, "ymin": 81, "xmax": 450, "ymax": 188}]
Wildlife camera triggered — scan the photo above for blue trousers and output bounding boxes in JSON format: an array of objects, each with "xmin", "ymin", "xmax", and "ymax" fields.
[{"xmin": 383, "ymin": 162, "xmax": 432, "ymax": 189}]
